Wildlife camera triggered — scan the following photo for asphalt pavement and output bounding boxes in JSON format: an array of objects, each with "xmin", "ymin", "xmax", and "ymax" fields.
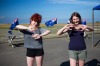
[{"xmin": 0, "ymin": 36, "xmax": 100, "ymax": 66}]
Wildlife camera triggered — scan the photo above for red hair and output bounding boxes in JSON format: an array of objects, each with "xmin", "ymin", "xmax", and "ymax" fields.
[{"xmin": 30, "ymin": 13, "xmax": 42, "ymax": 26}]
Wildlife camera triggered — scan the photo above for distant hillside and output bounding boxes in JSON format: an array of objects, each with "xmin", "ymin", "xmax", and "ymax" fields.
[{"xmin": 0, "ymin": 22, "xmax": 100, "ymax": 29}]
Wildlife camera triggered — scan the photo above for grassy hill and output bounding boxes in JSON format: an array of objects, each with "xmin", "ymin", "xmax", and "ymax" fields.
[
  {"xmin": 0, "ymin": 23, "xmax": 100, "ymax": 43},
  {"xmin": 0, "ymin": 22, "xmax": 100, "ymax": 29}
]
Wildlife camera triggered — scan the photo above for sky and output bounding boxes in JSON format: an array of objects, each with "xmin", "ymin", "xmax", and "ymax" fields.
[{"xmin": 0, "ymin": 0, "xmax": 100, "ymax": 24}]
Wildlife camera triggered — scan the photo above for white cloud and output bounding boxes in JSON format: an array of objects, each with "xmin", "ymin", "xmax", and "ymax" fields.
[{"xmin": 48, "ymin": 0, "xmax": 99, "ymax": 5}]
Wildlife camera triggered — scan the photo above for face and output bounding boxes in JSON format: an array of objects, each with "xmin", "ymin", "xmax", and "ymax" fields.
[
  {"xmin": 72, "ymin": 16, "xmax": 80, "ymax": 25},
  {"xmin": 30, "ymin": 20, "xmax": 37, "ymax": 27}
]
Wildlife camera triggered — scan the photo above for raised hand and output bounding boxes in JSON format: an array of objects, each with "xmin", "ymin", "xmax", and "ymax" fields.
[
  {"xmin": 76, "ymin": 25, "xmax": 89, "ymax": 31},
  {"xmin": 67, "ymin": 23, "xmax": 75, "ymax": 30},
  {"xmin": 80, "ymin": 25, "xmax": 87, "ymax": 31},
  {"xmin": 32, "ymin": 34, "xmax": 41, "ymax": 39}
]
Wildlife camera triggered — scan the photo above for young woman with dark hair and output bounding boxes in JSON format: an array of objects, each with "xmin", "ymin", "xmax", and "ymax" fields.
[{"xmin": 57, "ymin": 12, "xmax": 93, "ymax": 66}]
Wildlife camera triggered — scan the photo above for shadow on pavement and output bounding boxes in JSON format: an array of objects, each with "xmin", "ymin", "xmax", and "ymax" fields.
[
  {"xmin": 94, "ymin": 40, "xmax": 100, "ymax": 47},
  {"xmin": 14, "ymin": 43, "xmax": 24, "ymax": 47},
  {"xmin": 60, "ymin": 60, "xmax": 70, "ymax": 66},
  {"xmin": 8, "ymin": 43, "xmax": 24, "ymax": 48},
  {"xmin": 60, "ymin": 59, "xmax": 100, "ymax": 66},
  {"xmin": 85, "ymin": 59, "xmax": 100, "ymax": 66}
]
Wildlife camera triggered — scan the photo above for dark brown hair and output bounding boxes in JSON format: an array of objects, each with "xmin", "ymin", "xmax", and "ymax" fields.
[
  {"xmin": 30, "ymin": 13, "xmax": 42, "ymax": 26},
  {"xmin": 69, "ymin": 12, "xmax": 82, "ymax": 24}
]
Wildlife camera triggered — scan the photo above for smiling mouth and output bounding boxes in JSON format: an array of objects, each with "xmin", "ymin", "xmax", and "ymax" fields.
[{"xmin": 74, "ymin": 22, "xmax": 78, "ymax": 24}]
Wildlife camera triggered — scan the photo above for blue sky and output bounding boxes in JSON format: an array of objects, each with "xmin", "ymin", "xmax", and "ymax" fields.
[{"xmin": 0, "ymin": 0, "xmax": 100, "ymax": 24}]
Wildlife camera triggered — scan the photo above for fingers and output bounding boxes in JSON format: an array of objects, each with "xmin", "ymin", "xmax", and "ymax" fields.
[
  {"xmin": 80, "ymin": 28, "xmax": 84, "ymax": 31},
  {"xmin": 80, "ymin": 25, "xmax": 88, "ymax": 31},
  {"xmin": 64, "ymin": 24, "xmax": 89, "ymax": 31},
  {"xmin": 32, "ymin": 34, "xmax": 41, "ymax": 39}
]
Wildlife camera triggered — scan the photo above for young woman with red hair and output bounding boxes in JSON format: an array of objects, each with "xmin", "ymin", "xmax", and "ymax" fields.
[{"xmin": 16, "ymin": 13, "xmax": 50, "ymax": 66}]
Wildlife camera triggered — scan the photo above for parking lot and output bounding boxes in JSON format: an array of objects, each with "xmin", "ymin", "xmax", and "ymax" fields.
[{"xmin": 0, "ymin": 35, "xmax": 100, "ymax": 66}]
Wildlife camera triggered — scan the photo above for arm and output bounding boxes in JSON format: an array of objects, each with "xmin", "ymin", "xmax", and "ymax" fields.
[
  {"xmin": 57, "ymin": 24, "xmax": 69, "ymax": 36},
  {"xmin": 32, "ymin": 30, "xmax": 50, "ymax": 39},
  {"xmin": 83, "ymin": 25, "xmax": 94, "ymax": 32},
  {"xmin": 40, "ymin": 30, "xmax": 50, "ymax": 37},
  {"xmin": 86, "ymin": 26, "xmax": 94, "ymax": 31},
  {"xmin": 15, "ymin": 25, "xmax": 29, "ymax": 30}
]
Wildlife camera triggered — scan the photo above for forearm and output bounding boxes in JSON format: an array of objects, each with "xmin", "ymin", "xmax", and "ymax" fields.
[
  {"xmin": 84, "ymin": 26, "xmax": 94, "ymax": 31},
  {"xmin": 57, "ymin": 28, "xmax": 65, "ymax": 35},
  {"xmin": 87, "ymin": 26, "xmax": 94, "ymax": 31},
  {"xmin": 15, "ymin": 25, "xmax": 29, "ymax": 30},
  {"xmin": 40, "ymin": 30, "xmax": 50, "ymax": 36},
  {"xmin": 57, "ymin": 26, "xmax": 68, "ymax": 35}
]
